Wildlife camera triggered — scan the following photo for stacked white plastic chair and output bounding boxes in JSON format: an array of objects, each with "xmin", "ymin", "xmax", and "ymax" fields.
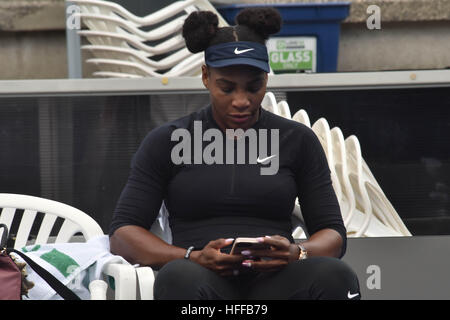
[
  {"xmin": 262, "ymin": 92, "xmax": 412, "ymax": 238},
  {"xmin": 262, "ymin": 93, "xmax": 307, "ymax": 239},
  {"xmin": 68, "ymin": 0, "xmax": 229, "ymax": 78}
]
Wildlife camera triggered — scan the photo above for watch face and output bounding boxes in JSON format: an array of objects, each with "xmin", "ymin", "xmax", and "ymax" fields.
[{"xmin": 298, "ymin": 244, "xmax": 308, "ymax": 259}]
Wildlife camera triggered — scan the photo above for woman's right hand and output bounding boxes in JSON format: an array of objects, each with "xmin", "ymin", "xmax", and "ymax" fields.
[{"xmin": 190, "ymin": 238, "xmax": 245, "ymax": 276}]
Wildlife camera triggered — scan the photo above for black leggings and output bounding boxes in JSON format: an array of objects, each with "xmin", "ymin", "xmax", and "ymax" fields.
[{"xmin": 154, "ymin": 257, "xmax": 361, "ymax": 300}]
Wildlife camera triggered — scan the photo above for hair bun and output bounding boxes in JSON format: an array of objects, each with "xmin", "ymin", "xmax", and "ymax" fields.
[
  {"xmin": 235, "ymin": 7, "xmax": 282, "ymax": 40},
  {"xmin": 182, "ymin": 11, "xmax": 219, "ymax": 53}
]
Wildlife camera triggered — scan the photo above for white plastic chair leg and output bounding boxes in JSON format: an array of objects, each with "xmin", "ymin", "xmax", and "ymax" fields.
[
  {"xmin": 136, "ymin": 266, "xmax": 155, "ymax": 300},
  {"xmin": 103, "ymin": 263, "xmax": 137, "ymax": 300}
]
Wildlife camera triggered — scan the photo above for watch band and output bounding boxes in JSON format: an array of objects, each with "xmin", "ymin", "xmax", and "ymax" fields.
[
  {"xmin": 297, "ymin": 243, "xmax": 308, "ymax": 260},
  {"xmin": 184, "ymin": 246, "xmax": 195, "ymax": 259}
]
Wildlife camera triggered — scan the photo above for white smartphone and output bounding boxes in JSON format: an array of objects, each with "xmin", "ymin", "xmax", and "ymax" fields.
[{"xmin": 230, "ymin": 237, "xmax": 271, "ymax": 255}]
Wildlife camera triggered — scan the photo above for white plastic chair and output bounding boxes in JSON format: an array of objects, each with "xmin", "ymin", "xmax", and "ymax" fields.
[
  {"xmin": 76, "ymin": 12, "xmax": 189, "ymax": 41},
  {"xmin": 331, "ymin": 129, "xmax": 402, "ymax": 237},
  {"xmin": 292, "ymin": 109, "xmax": 311, "ymax": 127},
  {"xmin": 277, "ymin": 101, "xmax": 292, "ymax": 119},
  {"xmin": 290, "ymin": 105, "xmax": 408, "ymax": 237},
  {"xmin": 86, "ymin": 51, "xmax": 204, "ymax": 78},
  {"xmin": 345, "ymin": 136, "xmax": 374, "ymax": 237},
  {"xmin": 82, "ymin": 45, "xmax": 193, "ymax": 70},
  {"xmin": 70, "ymin": 0, "xmax": 229, "ymax": 77},
  {"xmin": 78, "ymin": 30, "xmax": 186, "ymax": 56},
  {"xmin": 330, "ymin": 127, "xmax": 357, "ymax": 228},
  {"xmin": 311, "ymin": 118, "xmax": 344, "ymax": 205},
  {"xmin": 77, "ymin": 13, "xmax": 194, "ymax": 76},
  {"xmin": 262, "ymin": 95, "xmax": 308, "ymax": 239},
  {"xmin": 290, "ymin": 109, "xmax": 311, "ymax": 239},
  {"xmin": 360, "ymin": 154, "xmax": 410, "ymax": 235},
  {"xmin": 71, "ymin": 0, "xmax": 228, "ymax": 28},
  {"xmin": 268, "ymin": 99, "xmax": 381, "ymax": 237},
  {"xmin": 365, "ymin": 183, "xmax": 411, "ymax": 235},
  {"xmin": 0, "ymin": 193, "xmax": 137, "ymax": 300},
  {"xmin": 291, "ymin": 199, "xmax": 308, "ymax": 239},
  {"xmin": 344, "ymin": 138, "xmax": 411, "ymax": 236},
  {"xmin": 88, "ymin": 280, "xmax": 108, "ymax": 299},
  {"xmin": 261, "ymin": 92, "xmax": 281, "ymax": 115},
  {"xmin": 310, "ymin": 118, "xmax": 383, "ymax": 237}
]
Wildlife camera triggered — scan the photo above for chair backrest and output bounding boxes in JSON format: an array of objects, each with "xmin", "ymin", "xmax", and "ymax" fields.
[
  {"xmin": 277, "ymin": 101, "xmax": 292, "ymax": 119},
  {"xmin": 311, "ymin": 118, "xmax": 343, "ymax": 202},
  {"xmin": 261, "ymin": 92, "xmax": 281, "ymax": 115},
  {"xmin": 0, "ymin": 194, "xmax": 103, "ymax": 249},
  {"xmin": 70, "ymin": 0, "xmax": 229, "ymax": 77},
  {"xmin": 292, "ymin": 109, "xmax": 311, "ymax": 128},
  {"xmin": 71, "ymin": 0, "xmax": 228, "ymax": 28}
]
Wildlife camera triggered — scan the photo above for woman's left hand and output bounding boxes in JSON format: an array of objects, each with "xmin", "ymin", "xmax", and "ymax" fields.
[{"xmin": 240, "ymin": 235, "xmax": 299, "ymax": 272}]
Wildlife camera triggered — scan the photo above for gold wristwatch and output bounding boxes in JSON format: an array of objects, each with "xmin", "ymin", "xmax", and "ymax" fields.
[{"xmin": 297, "ymin": 243, "xmax": 308, "ymax": 260}]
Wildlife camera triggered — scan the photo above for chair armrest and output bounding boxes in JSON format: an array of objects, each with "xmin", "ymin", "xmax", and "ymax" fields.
[
  {"xmin": 102, "ymin": 263, "xmax": 137, "ymax": 300},
  {"xmin": 89, "ymin": 280, "xmax": 108, "ymax": 300},
  {"xmin": 136, "ymin": 266, "xmax": 156, "ymax": 300}
]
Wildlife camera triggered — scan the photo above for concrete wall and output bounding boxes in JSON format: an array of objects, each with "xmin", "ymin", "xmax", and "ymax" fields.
[
  {"xmin": 0, "ymin": 0, "xmax": 449, "ymax": 79},
  {"xmin": 338, "ymin": 20, "xmax": 450, "ymax": 71},
  {"xmin": 0, "ymin": 30, "xmax": 68, "ymax": 79}
]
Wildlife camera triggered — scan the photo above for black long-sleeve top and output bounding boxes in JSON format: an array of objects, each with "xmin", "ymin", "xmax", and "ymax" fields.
[{"xmin": 109, "ymin": 105, "xmax": 347, "ymax": 257}]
